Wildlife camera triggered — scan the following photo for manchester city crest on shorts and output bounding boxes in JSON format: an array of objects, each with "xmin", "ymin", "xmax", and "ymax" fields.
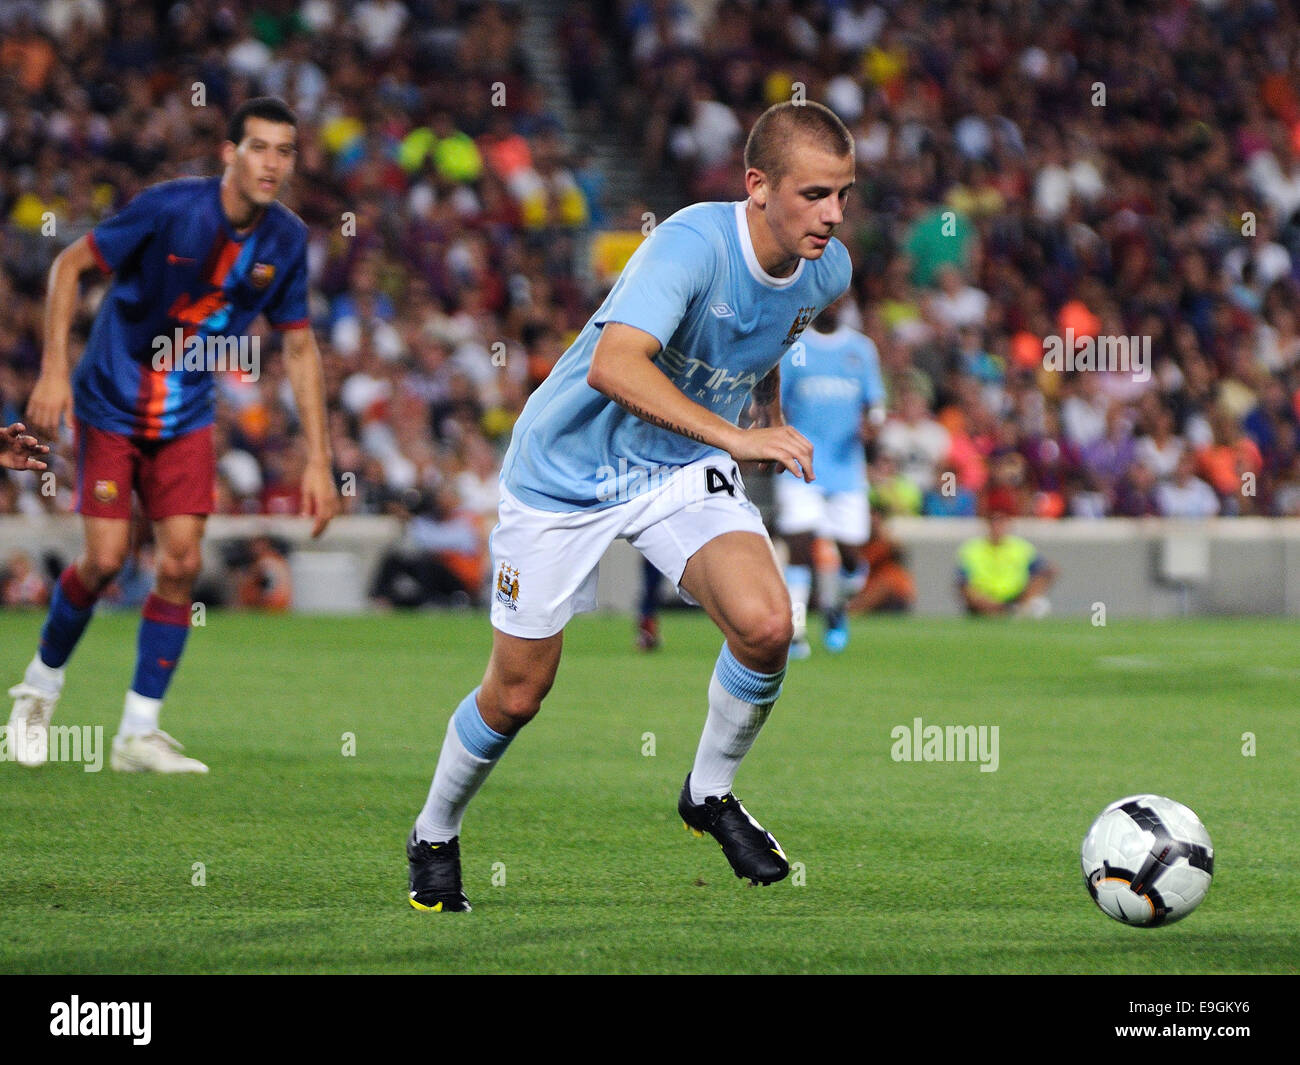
[
  {"xmin": 250, "ymin": 263, "xmax": 276, "ymax": 289},
  {"xmin": 495, "ymin": 563, "xmax": 520, "ymax": 610},
  {"xmin": 783, "ymin": 306, "xmax": 816, "ymax": 345},
  {"xmin": 93, "ymin": 479, "xmax": 118, "ymax": 504}
]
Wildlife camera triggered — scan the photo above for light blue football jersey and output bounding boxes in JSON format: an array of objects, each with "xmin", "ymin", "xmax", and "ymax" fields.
[
  {"xmin": 500, "ymin": 201, "xmax": 852, "ymax": 511},
  {"xmin": 780, "ymin": 324, "xmax": 885, "ymax": 495}
]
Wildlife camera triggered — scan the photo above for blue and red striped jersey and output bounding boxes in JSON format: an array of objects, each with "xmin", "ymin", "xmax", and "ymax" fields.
[{"xmin": 74, "ymin": 176, "xmax": 309, "ymax": 439}]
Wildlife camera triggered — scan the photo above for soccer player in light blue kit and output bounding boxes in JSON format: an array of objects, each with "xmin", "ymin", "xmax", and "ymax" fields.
[
  {"xmin": 407, "ymin": 102, "xmax": 855, "ymax": 910},
  {"xmin": 778, "ymin": 295, "xmax": 885, "ymax": 656}
]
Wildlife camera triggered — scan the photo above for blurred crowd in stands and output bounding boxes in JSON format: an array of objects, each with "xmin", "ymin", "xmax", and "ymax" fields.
[
  {"xmin": 3, "ymin": 0, "xmax": 1300, "ymax": 607},
  {"xmin": 596, "ymin": 0, "xmax": 1300, "ymax": 522}
]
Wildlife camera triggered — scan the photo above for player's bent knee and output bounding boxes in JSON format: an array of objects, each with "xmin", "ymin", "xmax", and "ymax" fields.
[
  {"xmin": 489, "ymin": 686, "xmax": 546, "ymax": 730},
  {"xmin": 157, "ymin": 549, "xmax": 202, "ymax": 586},
  {"xmin": 82, "ymin": 549, "xmax": 127, "ymax": 587},
  {"xmin": 733, "ymin": 607, "xmax": 795, "ymax": 664}
]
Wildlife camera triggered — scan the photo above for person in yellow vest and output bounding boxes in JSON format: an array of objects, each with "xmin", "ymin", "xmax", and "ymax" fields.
[{"xmin": 957, "ymin": 508, "xmax": 1055, "ymax": 616}]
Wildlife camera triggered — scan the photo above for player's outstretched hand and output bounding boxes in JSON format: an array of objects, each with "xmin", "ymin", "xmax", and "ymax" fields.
[
  {"xmin": 727, "ymin": 425, "xmax": 815, "ymax": 482},
  {"xmin": 25, "ymin": 375, "xmax": 73, "ymax": 439},
  {"xmin": 301, "ymin": 460, "xmax": 341, "ymax": 537},
  {"xmin": 0, "ymin": 422, "xmax": 50, "ymax": 471}
]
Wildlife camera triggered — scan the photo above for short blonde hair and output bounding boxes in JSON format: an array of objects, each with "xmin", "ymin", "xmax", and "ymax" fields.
[{"xmin": 744, "ymin": 101, "xmax": 853, "ymax": 189}]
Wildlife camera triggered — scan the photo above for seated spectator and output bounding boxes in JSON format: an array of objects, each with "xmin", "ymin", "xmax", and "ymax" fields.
[
  {"xmin": 1156, "ymin": 451, "xmax": 1220, "ymax": 518},
  {"xmin": 1081, "ymin": 403, "xmax": 1137, "ymax": 501},
  {"xmin": 878, "ymin": 386, "xmax": 950, "ymax": 495},
  {"xmin": 1196, "ymin": 408, "xmax": 1263, "ymax": 514},
  {"xmin": 1, "ymin": 550, "xmax": 48, "ymax": 607},
  {"xmin": 923, "ymin": 460, "xmax": 978, "ymax": 516},
  {"xmin": 236, "ymin": 536, "xmax": 293, "ymax": 612},
  {"xmin": 1134, "ymin": 405, "xmax": 1184, "ymax": 482},
  {"xmin": 981, "ymin": 448, "xmax": 1032, "ymax": 516},
  {"xmin": 957, "ymin": 510, "xmax": 1056, "ymax": 617},
  {"xmin": 870, "ymin": 452, "xmax": 923, "ymax": 516},
  {"xmin": 1113, "ymin": 461, "xmax": 1160, "ymax": 517},
  {"xmin": 371, "ymin": 486, "xmax": 484, "ymax": 608},
  {"xmin": 851, "ymin": 509, "xmax": 916, "ymax": 613},
  {"xmin": 929, "ymin": 266, "xmax": 990, "ymax": 337}
]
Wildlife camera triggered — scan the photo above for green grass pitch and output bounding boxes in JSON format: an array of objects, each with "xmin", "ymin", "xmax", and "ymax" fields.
[{"xmin": 1, "ymin": 608, "xmax": 1295, "ymax": 974}]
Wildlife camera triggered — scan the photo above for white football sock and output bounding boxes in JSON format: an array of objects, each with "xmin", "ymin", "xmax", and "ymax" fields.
[
  {"xmin": 416, "ymin": 716, "xmax": 496, "ymax": 843},
  {"xmin": 23, "ymin": 653, "xmax": 64, "ymax": 694},
  {"xmin": 689, "ymin": 646, "xmax": 784, "ymax": 803},
  {"xmin": 119, "ymin": 691, "xmax": 161, "ymax": 738}
]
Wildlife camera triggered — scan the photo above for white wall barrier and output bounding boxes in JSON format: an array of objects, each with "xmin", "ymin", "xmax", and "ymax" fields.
[{"xmin": 2, "ymin": 514, "xmax": 1299, "ymax": 616}]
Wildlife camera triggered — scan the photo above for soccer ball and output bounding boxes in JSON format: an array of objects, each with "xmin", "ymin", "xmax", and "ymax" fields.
[{"xmin": 1080, "ymin": 794, "xmax": 1214, "ymax": 926}]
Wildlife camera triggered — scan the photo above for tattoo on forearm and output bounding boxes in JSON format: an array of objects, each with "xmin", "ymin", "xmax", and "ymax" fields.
[{"xmin": 609, "ymin": 391, "xmax": 710, "ymax": 443}]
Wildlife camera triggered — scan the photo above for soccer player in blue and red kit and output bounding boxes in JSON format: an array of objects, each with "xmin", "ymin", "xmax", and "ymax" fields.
[{"xmin": 7, "ymin": 97, "xmax": 338, "ymax": 772}]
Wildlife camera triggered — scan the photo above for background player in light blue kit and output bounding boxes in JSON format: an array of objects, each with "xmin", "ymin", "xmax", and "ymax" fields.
[
  {"xmin": 407, "ymin": 101, "xmax": 855, "ymax": 910},
  {"xmin": 777, "ymin": 295, "xmax": 885, "ymax": 656}
]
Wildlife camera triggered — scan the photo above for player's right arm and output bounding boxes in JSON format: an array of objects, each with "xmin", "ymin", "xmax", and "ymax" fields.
[
  {"xmin": 27, "ymin": 235, "xmax": 103, "ymax": 437},
  {"xmin": 587, "ymin": 323, "xmax": 815, "ymax": 481}
]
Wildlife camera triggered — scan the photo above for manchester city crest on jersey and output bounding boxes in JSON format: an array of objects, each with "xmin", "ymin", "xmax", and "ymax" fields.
[
  {"xmin": 250, "ymin": 263, "xmax": 276, "ymax": 289},
  {"xmin": 495, "ymin": 563, "xmax": 520, "ymax": 610},
  {"xmin": 783, "ymin": 306, "xmax": 816, "ymax": 345}
]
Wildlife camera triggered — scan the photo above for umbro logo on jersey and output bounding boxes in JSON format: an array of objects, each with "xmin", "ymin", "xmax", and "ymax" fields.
[{"xmin": 710, "ymin": 303, "xmax": 734, "ymax": 318}]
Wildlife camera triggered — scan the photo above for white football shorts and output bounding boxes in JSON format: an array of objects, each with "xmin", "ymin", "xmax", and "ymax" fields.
[
  {"xmin": 774, "ymin": 475, "xmax": 870, "ymax": 545},
  {"xmin": 489, "ymin": 457, "xmax": 768, "ymax": 638}
]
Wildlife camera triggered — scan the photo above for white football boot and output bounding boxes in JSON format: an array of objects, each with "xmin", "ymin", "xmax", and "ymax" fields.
[
  {"xmin": 111, "ymin": 730, "xmax": 208, "ymax": 774},
  {"xmin": 6, "ymin": 683, "xmax": 61, "ymax": 767}
]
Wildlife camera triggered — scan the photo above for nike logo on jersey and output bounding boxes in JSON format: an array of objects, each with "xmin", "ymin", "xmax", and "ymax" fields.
[{"xmin": 166, "ymin": 253, "xmax": 195, "ymax": 265}]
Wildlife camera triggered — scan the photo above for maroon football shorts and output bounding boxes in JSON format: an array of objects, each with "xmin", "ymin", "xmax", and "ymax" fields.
[{"xmin": 75, "ymin": 419, "xmax": 215, "ymax": 521}]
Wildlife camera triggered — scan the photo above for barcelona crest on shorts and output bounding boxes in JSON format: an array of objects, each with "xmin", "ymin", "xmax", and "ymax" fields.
[
  {"xmin": 249, "ymin": 263, "xmax": 276, "ymax": 289},
  {"xmin": 783, "ymin": 306, "xmax": 816, "ymax": 345},
  {"xmin": 93, "ymin": 479, "xmax": 118, "ymax": 504},
  {"xmin": 495, "ymin": 563, "xmax": 520, "ymax": 610}
]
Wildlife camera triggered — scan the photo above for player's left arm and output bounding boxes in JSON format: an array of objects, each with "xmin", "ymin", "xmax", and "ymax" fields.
[{"xmin": 281, "ymin": 326, "xmax": 340, "ymax": 537}]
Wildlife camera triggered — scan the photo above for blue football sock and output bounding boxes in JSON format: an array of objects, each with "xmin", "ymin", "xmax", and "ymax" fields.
[
  {"xmin": 38, "ymin": 565, "xmax": 99, "ymax": 670},
  {"xmin": 131, "ymin": 594, "xmax": 191, "ymax": 700}
]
